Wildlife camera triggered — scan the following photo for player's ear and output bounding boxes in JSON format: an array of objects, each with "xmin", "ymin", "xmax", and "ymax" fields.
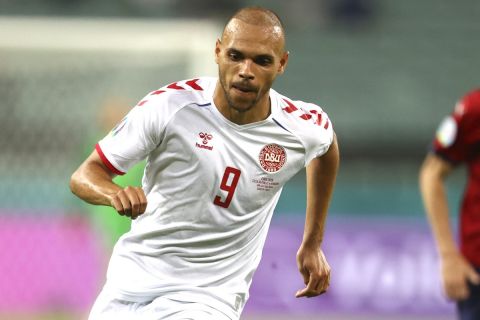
[
  {"xmin": 277, "ymin": 51, "xmax": 289, "ymax": 74},
  {"xmin": 214, "ymin": 39, "xmax": 222, "ymax": 64}
]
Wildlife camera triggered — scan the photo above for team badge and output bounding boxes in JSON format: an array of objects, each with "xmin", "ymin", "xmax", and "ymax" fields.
[
  {"xmin": 259, "ymin": 144, "xmax": 286, "ymax": 172},
  {"xmin": 435, "ymin": 116, "xmax": 457, "ymax": 148}
]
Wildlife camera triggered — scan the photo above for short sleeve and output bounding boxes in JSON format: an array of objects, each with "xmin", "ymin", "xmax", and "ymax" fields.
[
  {"xmin": 305, "ymin": 107, "xmax": 334, "ymax": 165},
  {"xmin": 97, "ymin": 97, "xmax": 164, "ymax": 175},
  {"xmin": 433, "ymin": 90, "xmax": 480, "ymax": 164},
  {"xmin": 432, "ymin": 113, "xmax": 464, "ymax": 164}
]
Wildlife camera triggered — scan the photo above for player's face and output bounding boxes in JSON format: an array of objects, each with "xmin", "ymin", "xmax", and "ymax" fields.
[{"xmin": 215, "ymin": 19, "xmax": 288, "ymax": 113}]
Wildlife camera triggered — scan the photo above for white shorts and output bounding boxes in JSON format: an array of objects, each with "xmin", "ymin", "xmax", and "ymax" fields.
[{"xmin": 88, "ymin": 288, "xmax": 234, "ymax": 320}]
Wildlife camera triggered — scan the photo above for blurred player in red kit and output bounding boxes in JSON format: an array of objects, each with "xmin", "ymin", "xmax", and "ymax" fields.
[{"xmin": 420, "ymin": 89, "xmax": 480, "ymax": 320}]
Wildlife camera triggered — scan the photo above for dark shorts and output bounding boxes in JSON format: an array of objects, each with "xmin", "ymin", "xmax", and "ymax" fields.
[{"xmin": 457, "ymin": 267, "xmax": 480, "ymax": 320}]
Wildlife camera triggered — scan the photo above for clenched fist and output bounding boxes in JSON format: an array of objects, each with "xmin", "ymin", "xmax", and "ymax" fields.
[{"xmin": 110, "ymin": 186, "xmax": 148, "ymax": 219}]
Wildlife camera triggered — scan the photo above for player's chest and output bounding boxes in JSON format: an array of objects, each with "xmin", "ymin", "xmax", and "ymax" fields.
[{"xmin": 162, "ymin": 111, "xmax": 305, "ymax": 193}]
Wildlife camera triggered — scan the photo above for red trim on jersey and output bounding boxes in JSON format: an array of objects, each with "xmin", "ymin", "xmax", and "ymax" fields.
[
  {"xmin": 137, "ymin": 100, "xmax": 148, "ymax": 106},
  {"xmin": 300, "ymin": 113, "xmax": 312, "ymax": 120},
  {"xmin": 185, "ymin": 79, "xmax": 203, "ymax": 91},
  {"xmin": 167, "ymin": 82, "xmax": 185, "ymax": 90},
  {"xmin": 315, "ymin": 112, "xmax": 323, "ymax": 126},
  {"xmin": 151, "ymin": 90, "xmax": 165, "ymax": 95},
  {"xmin": 95, "ymin": 143, "xmax": 125, "ymax": 175},
  {"xmin": 282, "ymin": 99, "xmax": 298, "ymax": 113}
]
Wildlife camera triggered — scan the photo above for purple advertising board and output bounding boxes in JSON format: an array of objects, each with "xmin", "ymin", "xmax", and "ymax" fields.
[
  {"xmin": 0, "ymin": 213, "xmax": 455, "ymax": 318},
  {"xmin": 0, "ymin": 214, "xmax": 104, "ymax": 313},
  {"xmin": 245, "ymin": 215, "xmax": 455, "ymax": 317}
]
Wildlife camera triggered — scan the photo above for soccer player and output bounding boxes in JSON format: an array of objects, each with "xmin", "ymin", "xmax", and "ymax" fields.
[
  {"xmin": 70, "ymin": 6, "xmax": 339, "ymax": 320},
  {"xmin": 419, "ymin": 89, "xmax": 480, "ymax": 320}
]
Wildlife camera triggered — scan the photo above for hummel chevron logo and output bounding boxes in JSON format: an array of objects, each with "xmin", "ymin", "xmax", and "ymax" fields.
[{"xmin": 196, "ymin": 132, "xmax": 213, "ymax": 150}]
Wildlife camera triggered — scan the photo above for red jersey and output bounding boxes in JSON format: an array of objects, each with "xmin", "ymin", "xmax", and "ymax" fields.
[{"xmin": 433, "ymin": 89, "xmax": 480, "ymax": 267}]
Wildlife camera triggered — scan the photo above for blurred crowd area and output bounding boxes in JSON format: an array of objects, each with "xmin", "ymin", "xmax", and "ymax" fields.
[
  {"xmin": 0, "ymin": 0, "xmax": 479, "ymax": 319},
  {"xmin": 1, "ymin": 0, "xmax": 478, "ymax": 215},
  {"xmin": 0, "ymin": 0, "xmax": 373, "ymax": 24}
]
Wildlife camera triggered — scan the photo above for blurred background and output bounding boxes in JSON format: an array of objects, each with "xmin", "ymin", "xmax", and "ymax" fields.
[{"xmin": 0, "ymin": 0, "xmax": 478, "ymax": 319}]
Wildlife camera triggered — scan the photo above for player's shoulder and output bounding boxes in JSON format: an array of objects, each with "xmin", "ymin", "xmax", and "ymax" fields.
[
  {"xmin": 134, "ymin": 77, "xmax": 215, "ymax": 112},
  {"xmin": 271, "ymin": 89, "xmax": 332, "ymax": 133},
  {"xmin": 271, "ymin": 89, "xmax": 334, "ymax": 159},
  {"xmin": 458, "ymin": 88, "xmax": 480, "ymax": 115}
]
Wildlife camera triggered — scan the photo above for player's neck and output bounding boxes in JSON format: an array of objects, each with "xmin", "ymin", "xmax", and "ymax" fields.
[{"xmin": 213, "ymin": 84, "xmax": 271, "ymax": 125}]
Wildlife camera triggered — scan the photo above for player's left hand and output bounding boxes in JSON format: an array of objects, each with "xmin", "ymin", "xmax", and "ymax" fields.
[
  {"xmin": 440, "ymin": 252, "xmax": 480, "ymax": 301},
  {"xmin": 295, "ymin": 245, "xmax": 331, "ymax": 298}
]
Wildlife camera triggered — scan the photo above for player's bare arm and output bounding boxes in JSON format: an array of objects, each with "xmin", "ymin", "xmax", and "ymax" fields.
[
  {"xmin": 296, "ymin": 134, "xmax": 339, "ymax": 298},
  {"xmin": 70, "ymin": 150, "xmax": 147, "ymax": 219},
  {"xmin": 419, "ymin": 153, "xmax": 480, "ymax": 300}
]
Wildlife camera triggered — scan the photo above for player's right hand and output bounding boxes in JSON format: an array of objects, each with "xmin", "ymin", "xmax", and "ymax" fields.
[
  {"xmin": 440, "ymin": 253, "xmax": 480, "ymax": 301},
  {"xmin": 109, "ymin": 186, "xmax": 148, "ymax": 219}
]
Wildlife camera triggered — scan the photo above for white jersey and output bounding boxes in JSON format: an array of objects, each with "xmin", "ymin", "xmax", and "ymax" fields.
[{"xmin": 96, "ymin": 77, "xmax": 334, "ymax": 319}]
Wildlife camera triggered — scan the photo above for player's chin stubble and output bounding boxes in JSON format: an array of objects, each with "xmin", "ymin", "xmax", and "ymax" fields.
[{"xmin": 220, "ymin": 78, "xmax": 257, "ymax": 113}]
